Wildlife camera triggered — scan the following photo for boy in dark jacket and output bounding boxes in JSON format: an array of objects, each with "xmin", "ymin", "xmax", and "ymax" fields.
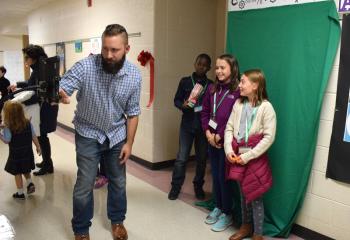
[{"xmin": 168, "ymin": 53, "xmax": 212, "ymax": 200}]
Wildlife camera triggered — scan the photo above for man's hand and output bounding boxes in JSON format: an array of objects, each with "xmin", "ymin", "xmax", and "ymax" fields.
[
  {"xmin": 59, "ymin": 89, "xmax": 70, "ymax": 104},
  {"xmin": 119, "ymin": 142, "xmax": 132, "ymax": 164},
  {"xmin": 120, "ymin": 116, "xmax": 138, "ymax": 165}
]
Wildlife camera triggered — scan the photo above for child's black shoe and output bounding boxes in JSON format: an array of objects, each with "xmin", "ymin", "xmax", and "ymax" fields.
[
  {"xmin": 12, "ymin": 192, "xmax": 25, "ymax": 200},
  {"xmin": 168, "ymin": 187, "xmax": 180, "ymax": 200},
  {"xmin": 27, "ymin": 183, "xmax": 35, "ymax": 194}
]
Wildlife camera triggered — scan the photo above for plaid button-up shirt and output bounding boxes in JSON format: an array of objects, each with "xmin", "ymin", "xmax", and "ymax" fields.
[{"xmin": 60, "ymin": 54, "xmax": 142, "ymax": 148}]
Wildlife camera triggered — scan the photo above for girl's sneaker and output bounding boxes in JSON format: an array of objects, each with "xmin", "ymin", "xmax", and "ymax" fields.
[
  {"xmin": 12, "ymin": 192, "xmax": 25, "ymax": 200},
  {"xmin": 27, "ymin": 183, "xmax": 35, "ymax": 194},
  {"xmin": 94, "ymin": 176, "xmax": 108, "ymax": 189},
  {"xmin": 211, "ymin": 213, "xmax": 233, "ymax": 232},
  {"xmin": 205, "ymin": 207, "xmax": 222, "ymax": 225}
]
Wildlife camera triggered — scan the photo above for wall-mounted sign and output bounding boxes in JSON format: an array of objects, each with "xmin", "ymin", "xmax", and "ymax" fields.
[
  {"xmin": 56, "ymin": 42, "xmax": 65, "ymax": 77},
  {"xmin": 75, "ymin": 40, "xmax": 83, "ymax": 53},
  {"xmin": 339, "ymin": 0, "xmax": 350, "ymax": 13},
  {"xmin": 90, "ymin": 37, "xmax": 101, "ymax": 54},
  {"xmin": 228, "ymin": 0, "xmax": 327, "ymax": 12}
]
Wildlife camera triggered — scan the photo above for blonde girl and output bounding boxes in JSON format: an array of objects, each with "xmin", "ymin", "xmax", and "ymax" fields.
[{"xmin": 224, "ymin": 69, "xmax": 276, "ymax": 240}]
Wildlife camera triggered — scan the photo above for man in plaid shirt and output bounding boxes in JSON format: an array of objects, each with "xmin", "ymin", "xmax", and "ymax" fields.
[{"xmin": 60, "ymin": 24, "xmax": 141, "ymax": 240}]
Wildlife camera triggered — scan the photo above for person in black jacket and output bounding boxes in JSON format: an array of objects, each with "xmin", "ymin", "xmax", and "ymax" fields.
[
  {"xmin": 0, "ymin": 66, "xmax": 10, "ymax": 121},
  {"xmin": 9, "ymin": 45, "xmax": 59, "ymax": 176},
  {"xmin": 168, "ymin": 53, "xmax": 212, "ymax": 200}
]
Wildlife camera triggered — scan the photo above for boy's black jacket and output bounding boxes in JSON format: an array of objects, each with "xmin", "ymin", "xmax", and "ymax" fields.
[{"xmin": 174, "ymin": 73, "xmax": 211, "ymax": 127}]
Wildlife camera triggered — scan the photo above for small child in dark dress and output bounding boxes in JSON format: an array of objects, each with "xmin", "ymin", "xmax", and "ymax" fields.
[{"xmin": 0, "ymin": 101, "xmax": 41, "ymax": 199}]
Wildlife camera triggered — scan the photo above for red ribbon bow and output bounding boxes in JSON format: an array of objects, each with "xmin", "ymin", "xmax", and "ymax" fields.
[{"xmin": 137, "ymin": 50, "xmax": 155, "ymax": 108}]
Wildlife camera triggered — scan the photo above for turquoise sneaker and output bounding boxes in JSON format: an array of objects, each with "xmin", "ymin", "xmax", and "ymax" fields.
[
  {"xmin": 211, "ymin": 213, "xmax": 233, "ymax": 232},
  {"xmin": 205, "ymin": 207, "xmax": 222, "ymax": 225}
]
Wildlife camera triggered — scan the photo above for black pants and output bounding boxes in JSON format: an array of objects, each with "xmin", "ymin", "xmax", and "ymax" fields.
[
  {"xmin": 38, "ymin": 133, "xmax": 53, "ymax": 169},
  {"xmin": 171, "ymin": 123, "xmax": 208, "ymax": 189}
]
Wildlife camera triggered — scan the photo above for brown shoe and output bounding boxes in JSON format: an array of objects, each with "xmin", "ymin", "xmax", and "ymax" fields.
[
  {"xmin": 229, "ymin": 223, "xmax": 252, "ymax": 240},
  {"xmin": 252, "ymin": 234, "xmax": 264, "ymax": 240},
  {"xmin": 111, "ymin": 223, "xmax": 128, "ymax": 240},
  {"xmin": 74, "ymin": 234, "xmax": 90, "ymax": 240}
]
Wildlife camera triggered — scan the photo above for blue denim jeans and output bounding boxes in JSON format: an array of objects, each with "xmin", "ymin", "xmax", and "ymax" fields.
[
  {"xmin": 171, "ymin": 121, "xmax": 208, "ymax": 189},
  {"xmin": 208, "ymin": 145, "xmax": 234, "ymax": 214},
  {"xmin": 72, "ymin": 133, "xmax": 126, "ymax": 235}
]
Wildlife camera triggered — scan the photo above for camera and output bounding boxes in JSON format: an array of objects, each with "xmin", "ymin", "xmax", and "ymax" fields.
[
  {"xmin": 37, "ymin": 56, "xmax": 61, "ymax": 103},
  {"xmin": 7, "ymin": 56, "xmax": 61, "ymax": 104}
]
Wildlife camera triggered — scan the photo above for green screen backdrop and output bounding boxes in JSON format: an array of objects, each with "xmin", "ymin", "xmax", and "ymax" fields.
[{"xmin": 226, "ymin": 1, "xmax": 340, "ymax": 237}]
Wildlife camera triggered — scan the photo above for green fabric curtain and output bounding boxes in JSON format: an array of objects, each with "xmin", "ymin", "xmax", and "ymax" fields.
[{"xmin": 226, "ymin": 1, "xmax": 340, "ymax": 237}]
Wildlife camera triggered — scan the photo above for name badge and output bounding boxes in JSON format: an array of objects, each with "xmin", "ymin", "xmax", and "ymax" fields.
[
  {"xmin": 209, "ymin": 119, "xmax": 218, "ymax": 130},
  {"xmin": 238, "ymin": 146, "xmax": 252, "ymax": 154},
  {"xmin": 194, "ymin": 106, "xmax": 203, "ymax": 112}
]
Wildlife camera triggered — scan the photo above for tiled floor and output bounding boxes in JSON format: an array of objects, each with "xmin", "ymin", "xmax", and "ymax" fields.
[{"xmin": 0, "ymin": 127, "xmax": 303, "ymax": 240}]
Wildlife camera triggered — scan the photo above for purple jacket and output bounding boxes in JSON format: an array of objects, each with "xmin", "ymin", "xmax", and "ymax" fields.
[
  {"xmin": 225, "ymin": 134, "xmax": 273, "ymax": 203},
  {"xmin": 201, "ymin": 83, "xmax": 240, "ymax": 144}
]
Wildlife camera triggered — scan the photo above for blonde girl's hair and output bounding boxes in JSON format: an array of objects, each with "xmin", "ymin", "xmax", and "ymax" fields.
[
  {"xmin": 2, "ymin": 101, "xmax": 29, "ymax": 133},
  {"xmin": 240, "ymin": 69, "xmax": 269, "ymax": 105}
]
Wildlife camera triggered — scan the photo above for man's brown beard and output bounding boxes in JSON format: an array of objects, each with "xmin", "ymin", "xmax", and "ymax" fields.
[{"xmin": 101, "ymin": 55, "xmax": 126, "ymax": 74}]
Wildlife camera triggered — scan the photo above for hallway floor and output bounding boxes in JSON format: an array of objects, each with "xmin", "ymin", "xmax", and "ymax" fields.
[{"xmin": 0, "ymin": 127, "xmax": 303, "ymax": 240}]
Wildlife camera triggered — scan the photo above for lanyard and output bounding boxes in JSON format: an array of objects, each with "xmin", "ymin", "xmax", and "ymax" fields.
[
  {"xmin": 191, "ymin": 75, "xmax": 196, "ymax": 87},
  {"xmin": 212, "ymin": 90, "xmax": 230, "ymax": 119},
  {"xmin": 245, "ymin": 103, "xmax": 258, "ymax": 144}
]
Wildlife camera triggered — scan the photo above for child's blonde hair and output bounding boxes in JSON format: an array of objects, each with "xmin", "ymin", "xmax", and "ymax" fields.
[
  {"xmin": 2, "ymin": 101, "xmax": 29, "ymax": 133},
  {"xmin": 240, "ymin": 69, "xmax": 269, "ymax": 105}
]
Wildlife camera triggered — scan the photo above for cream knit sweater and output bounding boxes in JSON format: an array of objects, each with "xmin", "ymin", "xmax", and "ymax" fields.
[{"xmin": 224, "ymin": 99, "xmax": 277, "ymax": 164}]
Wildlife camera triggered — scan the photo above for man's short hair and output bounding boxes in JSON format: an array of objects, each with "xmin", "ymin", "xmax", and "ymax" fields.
[
  {"xmin": 0, "ymin": 66, "xmax": 6, "ymax": 74},
  {"xmin": 102, "ymin": 24, "xmax": 128, "ymax": 44}
]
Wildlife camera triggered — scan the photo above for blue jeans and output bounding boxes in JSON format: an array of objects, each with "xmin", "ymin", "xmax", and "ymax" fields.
[
  {"xmin": 209, "ymin": 145, "xmax": 234, "ymax": 214},
  {"xmin": 171, "ymin": 121, "xmax": 208, "ymax": 189},
  {"xmin": 72, "ymin": 133, "xmax": 126, "ymax": 235}
]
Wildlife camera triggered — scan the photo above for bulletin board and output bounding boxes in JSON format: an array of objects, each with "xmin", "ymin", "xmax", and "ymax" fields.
[{"xmin": 3, "ymin": 50, "xmax": 24, "ymax": 84}]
